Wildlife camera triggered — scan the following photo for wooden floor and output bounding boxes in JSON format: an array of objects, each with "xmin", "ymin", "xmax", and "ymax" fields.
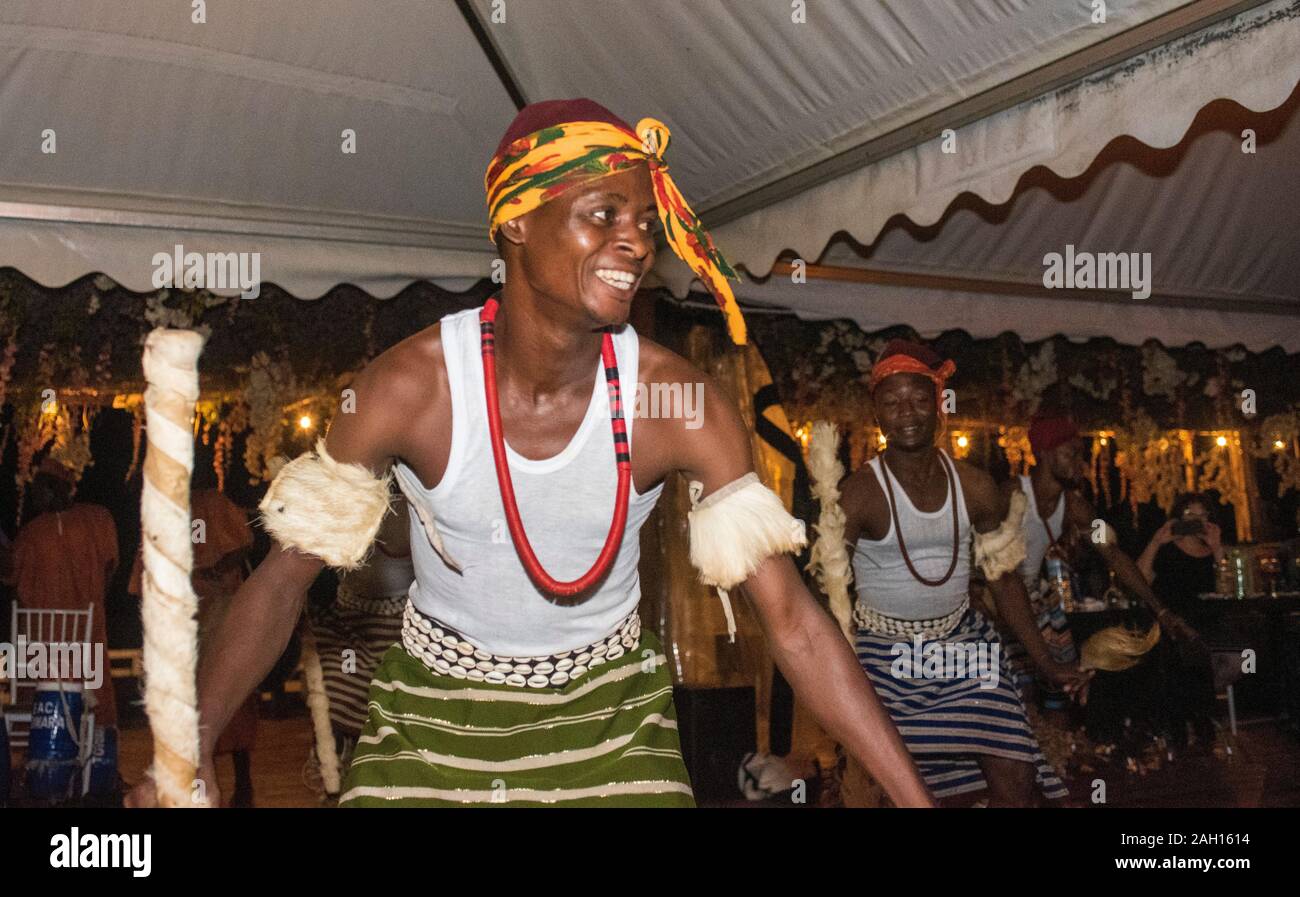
[
  {"xmin": 1062, "ymin": 720, "xmax": 1300, "ymax": 808},
  {"xmin": 110, "ymin": 711, "xmax": 1300, "ymax": 809},
  {"xmin": 117, "ymin": 709, "xmax": 324, "ymax": 808},
  {"xmin": 0, "ymin": 682, "xmax": 1275, "ymax": 808}
]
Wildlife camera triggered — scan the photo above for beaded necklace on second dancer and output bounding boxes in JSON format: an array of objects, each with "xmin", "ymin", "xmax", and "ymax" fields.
[
  {"xmin": 479, "ymin": 297, "xmax": 631, "ymax": 605},
  {"xmin": 878, "ymin": 450, "xmax": 961, "ymax": 587}
]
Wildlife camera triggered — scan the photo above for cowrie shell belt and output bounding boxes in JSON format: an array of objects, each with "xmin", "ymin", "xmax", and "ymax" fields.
[
  {"xmin": 335, "ymin": 582, "xmax": 406, "ymax": 616},
  {"xmin": 853, "ymin": 596, "xmax": 970, "ymax": 640},
  {"xmin": 400, "ymin": 601, "xmax": 641, "ymax": 689}
]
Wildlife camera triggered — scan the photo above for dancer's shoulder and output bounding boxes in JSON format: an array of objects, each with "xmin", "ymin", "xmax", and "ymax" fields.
[
  {"xmin": 950, "ymin": 459, "xmax": 1004, "ymax": 530},
  {"xmin": 840, "ymin": 464, "xmax": 884, "ymax": 511},
  {"xmin": 324, "ymin": 322, "xmax": 450, "ymax": 474},
  {"xmin": 634, "ymin": 337, "xmax": 753, "ymax": 493},
  {"xmin": 998, "ymin": 475, "xmax": 1026, "ymax": 499},
  {"xmin": 635, "ymin": 336, "xmax": 696, "ymax": 384},
  {"xmin": 353, "ymin": 322, "xmax": 449, "ymax": 413}
]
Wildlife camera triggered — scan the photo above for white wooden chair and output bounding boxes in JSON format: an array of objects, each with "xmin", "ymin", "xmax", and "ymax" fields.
[{"xmin": 3, "ymin": 603, "xmax": 98, "ymax": 797}]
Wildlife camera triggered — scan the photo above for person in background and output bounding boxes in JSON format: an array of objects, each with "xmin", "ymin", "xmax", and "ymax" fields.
[
  {"xmin": 309, "ymin": 490, "xmax": 413, "ymax": 780},
  {"xmin": 4, "ymin": 457, "xmax": 119, "ymax": 731},
  {"xmin": 1136, "ymin": 492, "xmax": 1221, "ymax": 749},
  {"xmin": 129, "ymin": 472, "xmax": 258, "ymax": 806},
  {"xmin": 1004, "ymin": 414, "xmax": 1198, "ymax": 701},
  {"xmin": 1138, "ymin": 492, "xmax": 1225, "ymax": 604},
  {"xmin": 839, "ymin": 341, "xmax": 1089, "ymax": 805}
]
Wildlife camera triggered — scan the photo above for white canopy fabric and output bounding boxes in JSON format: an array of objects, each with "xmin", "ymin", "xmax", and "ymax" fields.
[
  {"xmin": 0, "ymin": 0, "xmax": 516, "ymax": 296},
  {"xmin": 664, "ymin": 0, "xmax": 1300, "ymax": 351},
  {"xmin": 0, "ymin": 0, "xmax": 1295, "ymax": 349},
  {"xmin": 729, "ymin": 48, "xmax": 1300, "ymax": 351}
]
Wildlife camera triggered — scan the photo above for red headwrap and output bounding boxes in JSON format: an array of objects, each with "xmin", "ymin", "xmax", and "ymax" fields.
[
  {"xmin": 490, "ymin": 98, "xmax": 636, "ymax": 159},
  {"xmin": 868, "ymin": 339, "xmax": 956, "ymax": 397},
  {"xmin": 1028, "ymin": 415, "xmax": 1080, "ymax": 456},
  {"xmin": 868, "ymin": 340, "xmax": 957, "ymax": 441}
]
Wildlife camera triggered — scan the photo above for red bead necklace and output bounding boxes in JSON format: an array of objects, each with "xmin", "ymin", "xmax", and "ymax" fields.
[{"xmin": 479, "ymin": 297, "xmax": 631, "ymax": 604}]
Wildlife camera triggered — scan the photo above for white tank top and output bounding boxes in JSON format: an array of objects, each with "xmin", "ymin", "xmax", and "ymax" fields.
[
  {"xmin": 851, "ymin": 451, "xmax": 972, "ymax": 620},
  {"xmin": 340, "ymin": 546, "xmax": 415, "ymax": 599},
  {"xmin": 1017, "ymin": 473, "xmax": 1065, "ymax": 594},
  {"xmin": 396, "ymin": 306, "xmax": 664, "ymax": 657}
]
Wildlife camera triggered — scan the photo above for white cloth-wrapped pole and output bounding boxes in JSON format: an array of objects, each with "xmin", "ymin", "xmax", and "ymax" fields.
[
  {"xmin": 806, "ymin": 421, "xmax": 855, "ymax": 642},
  {"xmin": 140, "ymin": 328, "xmax": 207, "ymax": 808},
  {"xmin": 299, "ymin": 619, "xmax": 341, "ymax": 796}
]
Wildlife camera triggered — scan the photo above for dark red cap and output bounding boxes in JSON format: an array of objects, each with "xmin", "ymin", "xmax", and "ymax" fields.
[
  {"xmin": 876, "ymin": 338, "xmax": 945, "ymax": 370},
  {"xmin": 1028, "ymin": 414, "xmax": 1080, "ymax": 456},
  {"xmin": 492, "ymin": 98, "xmax": 635, "ymax": 160}
]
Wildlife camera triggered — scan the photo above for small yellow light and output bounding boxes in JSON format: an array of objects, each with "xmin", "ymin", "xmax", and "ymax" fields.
[
  {"xmin": 877, "ymin": 432, "xmax": 887, "ymax": 446},
  {"xmin": 956, "ymin": 435, "xmax": 969, "ymax": 448},
  {"xmin": 1216, "ymin": 435, "xmax": 1228, "ymax": 447},
  {"xmin": 1099, "ymin": 437, "xmax": 1108, "ymax": 446},
  {"xmin": 298, "ymin": 415, "xmax": 313, "ymax": 430},
  {"xmin": 1275, "ymin": 440, "xmax": 1287, "ymax": 450}
]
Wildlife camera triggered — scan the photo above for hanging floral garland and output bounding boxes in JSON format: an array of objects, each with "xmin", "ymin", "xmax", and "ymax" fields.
[
  {"xmin": 242, "ymin": 351, "xmax": 295, "ymax": 484},
  {"xmin": 1011, "ymin": 342, "xmax": 1057, "ymax": 416},
  {"xmin": 998, "ymin": 426, "xmax": 1034, "ymax": 477},
  {"xmin": 1088, "ymin": 435, "xmax": 1114, "ymax": 508},
  {"xmin": 1112, "ymin": 411, "xmax": 1187, "ymax": 520},
  {"xmin": 1252, "ymin": 410, "xmax": 1300, "ymax": 496},
  {"xmin": 48, "ymin": 404, "xmax": 96, "ymax": 489}
]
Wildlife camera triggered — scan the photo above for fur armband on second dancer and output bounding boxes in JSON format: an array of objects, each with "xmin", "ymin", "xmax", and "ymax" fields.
[
  {"xmin": 258, "ymin": 438, "xmax": 392, "ymax": 570},
  {"xmin": 973, "ymin": 489, "xmax": 1028, "ymax": 581},
  {"xmin": 688, "ymin": 472, "xmax": 808, "ymax": 641}
]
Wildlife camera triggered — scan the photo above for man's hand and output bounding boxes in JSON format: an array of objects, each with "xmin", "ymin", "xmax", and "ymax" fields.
[
  {"xmin": 1040, "ymin": 659, "xmax": 1093, "ymax": 705},
  {"xmin": 1159, "ymin": 610, "xmax": 1202, "ymax": 647},
  {"xmin": 124, "ymin": 757, "xmax": 220, "ymax": 808}
]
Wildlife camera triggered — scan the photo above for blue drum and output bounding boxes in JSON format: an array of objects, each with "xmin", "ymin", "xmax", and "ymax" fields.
[
  {"xmin": 24, "ymin": 681, "xmax": 84, "ymax": 801},
  {"xmin": 87, "ymin": 725, "xmax": 118, "ymax": 797}
]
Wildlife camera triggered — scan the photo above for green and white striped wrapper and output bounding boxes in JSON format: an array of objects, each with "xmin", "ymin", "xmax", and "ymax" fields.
[{"xmin": 339, "ymin": 630, "xmax": 694, "ymax": 807}]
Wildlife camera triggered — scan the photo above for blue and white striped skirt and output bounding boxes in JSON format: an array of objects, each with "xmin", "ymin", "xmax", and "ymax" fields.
[{"xmin": 855, "ymin": 608, "xmax": 1068, "ymax": 801}]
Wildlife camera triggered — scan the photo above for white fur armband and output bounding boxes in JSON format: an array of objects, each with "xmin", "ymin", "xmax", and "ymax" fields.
[
  {"xmin": 973, "ymin": 489, "xmax": 1028, "ymax": 581},
  {"xmin": 258, "ymin": 438, "xmax": 392, "ymax": 570},
  {"xmin": 688, "ymin": 472, "xmax": 808, "ymax": 641}
]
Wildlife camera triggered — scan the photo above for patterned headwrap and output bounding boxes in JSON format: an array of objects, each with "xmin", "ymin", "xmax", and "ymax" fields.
[
  {"xmin": 485, "ymin": 98, "xmax": 747, "ymax": 345},
  {"xmin": 868, "ymin": 339, "xmax": 957, "ymax": 438},
  {"xmin": 867, "ymin": 339, "xmax": 956, "ymax": 396}
]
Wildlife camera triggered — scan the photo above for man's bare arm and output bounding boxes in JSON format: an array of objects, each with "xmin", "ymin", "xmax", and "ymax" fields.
[
  {"xmin": 674, "ymin": 373, "xmax": 932, "ymax": 807},
  {"xmin": 969, "ymin": 470, "xmax": 1088, "ymax": 695},
  {"xmin": 196, "ymin": 354, "xmax": 412, "ymax": 759},
  {"xmin": 1066, "ymin": 492, "xmax": 1199, "ymax": 642}
]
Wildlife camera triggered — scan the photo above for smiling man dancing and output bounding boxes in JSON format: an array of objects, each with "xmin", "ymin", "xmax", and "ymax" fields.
[
  {"xmin": 129, "ymin": 99, "xmax": 929, "ymax": 808},
  {"xmin": 836, "ymin": 341, "xmax": 1091, "ymax": 806}
]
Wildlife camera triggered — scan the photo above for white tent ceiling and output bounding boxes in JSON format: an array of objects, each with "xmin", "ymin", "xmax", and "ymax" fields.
[{"xmin": 0, "ymin": 0, "xmax": 1296, "ymax": 349}]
